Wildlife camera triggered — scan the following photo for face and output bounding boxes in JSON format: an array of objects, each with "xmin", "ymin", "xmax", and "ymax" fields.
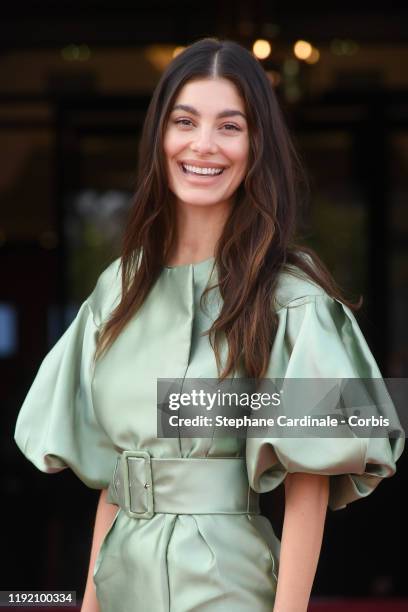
[{"xmin": 163, "ymin": 77, "xmax": 249, "ymax": 209}]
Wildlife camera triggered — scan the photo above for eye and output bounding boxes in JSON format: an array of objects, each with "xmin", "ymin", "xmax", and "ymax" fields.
[
  {"xmin": 174, "ymin": 118, "xmax": 194, "ymax": 127},
  {"xmin": 221, "ymin": 123, "xmax": 241, "ymax": 132},
  {"xmin": 173, "ymin": 118, "xmax": 242, "ymax": 131}
]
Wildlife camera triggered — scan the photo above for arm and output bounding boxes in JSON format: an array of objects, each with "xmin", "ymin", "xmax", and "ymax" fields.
[
  {"xmin": 81, "ymin": 489, "xmax": 119, "ymax": 612},
  {"xmin": 273, "ymin": 472, "xmax": 329, "ymax": 612}
]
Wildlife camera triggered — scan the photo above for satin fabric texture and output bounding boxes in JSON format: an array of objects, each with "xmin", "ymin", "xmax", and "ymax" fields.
[{"xmin": 14, "ymin": 254, "xmax": 404, "ymax": 611}]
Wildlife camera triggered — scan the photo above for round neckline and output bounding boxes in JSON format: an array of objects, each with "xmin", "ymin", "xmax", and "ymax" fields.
[{"xmin": 164, "ymin": 255, "xmax": 215, "ymax": 270}]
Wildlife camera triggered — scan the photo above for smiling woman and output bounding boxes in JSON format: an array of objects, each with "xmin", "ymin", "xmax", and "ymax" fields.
[
  {"xmin": 163, "ymin": 79, "xmax": 249, "ymax": 214},
  {"xmin": 13, "ymin": 36, "xmax": 404, "ymax": 612}
]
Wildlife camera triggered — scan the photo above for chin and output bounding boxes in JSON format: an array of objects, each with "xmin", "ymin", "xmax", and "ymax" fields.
[
  {"xmin": 174, "ymin": 189, "xmax": 229, "ymax": 208},
  {"xmin": 181, "ymin": 197, "xmax": 225, "ymax": 208}
]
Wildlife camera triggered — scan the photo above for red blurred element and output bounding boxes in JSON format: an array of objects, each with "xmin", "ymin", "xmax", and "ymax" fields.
[{"xmin": 310, "ymin": 600, "xmax": 408, "ymax": 611}]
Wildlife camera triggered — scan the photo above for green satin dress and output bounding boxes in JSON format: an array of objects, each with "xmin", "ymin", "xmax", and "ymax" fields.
[{"xmin": 14, "ymin": 254, "xmax": 404, "ymax": 612}]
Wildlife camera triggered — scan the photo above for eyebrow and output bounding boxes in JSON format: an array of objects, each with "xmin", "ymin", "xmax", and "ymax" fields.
[{"xmin": 172, "ymin": 104, "xmax": 247, "ymax": 120}]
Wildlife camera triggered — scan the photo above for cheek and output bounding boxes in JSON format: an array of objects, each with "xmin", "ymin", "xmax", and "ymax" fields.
[
  {"xmin": 229, "ymin": 140, "xmax": 249, "ymax": 176},
  {"xmin": 164, "ymin": 129, "xmax": 186, "ymax": 159},
  {"xmin": 163, "ymin": 135, "xmax": 178, "ymax": 188},
  {"xmin": 163, "ymin": 131, "xmax": 175, "ymax": 159}
]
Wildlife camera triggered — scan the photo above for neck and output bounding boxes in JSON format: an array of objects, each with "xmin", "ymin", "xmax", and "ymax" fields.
[{"xmin": 166, "ymin": 197, "xmax": 232, "ymax": 266}]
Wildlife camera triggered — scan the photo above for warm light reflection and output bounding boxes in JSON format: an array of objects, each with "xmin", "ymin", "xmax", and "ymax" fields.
[
  {"xmin": 305, "ymin": 47, "xmax": 320, "ymax": 64},
  {"xmin": 144, "ymin": 45, "xmax": 175, "ymax": 71},
  {"xmin": 253, "ymin": 39, "xmax": 272, "ymax": 59},
  {"xmin": 173, "ymin": 46, "xmax": 186, "ymax": 58},
  {"xmin": 293, "ymin": 40, "xmax": 313, "ymax": 60}
]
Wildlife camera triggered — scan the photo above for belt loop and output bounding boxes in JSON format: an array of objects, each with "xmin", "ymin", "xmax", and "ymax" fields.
[{"xmin": 121, "ymin": 450, "xmax": 154, "ymax": 519}]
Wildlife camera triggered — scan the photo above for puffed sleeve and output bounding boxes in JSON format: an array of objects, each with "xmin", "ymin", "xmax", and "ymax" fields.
[
  {"xmin": 246, "ymin": 291, "xmax": 405, "ymax": 511},
  {"xmin": 13, "ymin": 261, "xmax": 121, "ymax": 489}
]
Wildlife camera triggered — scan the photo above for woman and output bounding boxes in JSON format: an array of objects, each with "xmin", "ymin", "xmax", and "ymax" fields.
[{"xmin": 14, "ymin": 38, "xmax": 404, "ymax": 612}]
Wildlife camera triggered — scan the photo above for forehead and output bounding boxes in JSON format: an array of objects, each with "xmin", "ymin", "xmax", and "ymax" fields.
[{"xmin": 172, "ymin": 77, "xmax": 245, "ymax": 112}]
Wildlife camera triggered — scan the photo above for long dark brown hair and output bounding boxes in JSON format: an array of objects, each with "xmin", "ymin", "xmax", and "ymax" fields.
[{"xmin": 94, "ymin": 37, "xmax": 362, "ymax": 382}]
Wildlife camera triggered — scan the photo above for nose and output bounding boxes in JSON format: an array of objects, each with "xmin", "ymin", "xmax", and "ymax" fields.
[{"xmin": 190, "ymin": 127, "xmax": 218, "ymax": 155}]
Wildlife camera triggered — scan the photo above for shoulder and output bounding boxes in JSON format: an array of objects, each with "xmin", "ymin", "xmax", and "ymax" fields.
[
  {"xmin": 273, "ymin": 253, "xmax": 327, "ymax": 311},
  {"xmin": 86, "ymin": 256, "xmax": 122, "ymax": 327}
]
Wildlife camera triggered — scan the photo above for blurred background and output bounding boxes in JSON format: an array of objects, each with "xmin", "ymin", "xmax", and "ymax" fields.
[{"xmin": 1, "ymin": 1, "xmax": 407, "ymax": 610}]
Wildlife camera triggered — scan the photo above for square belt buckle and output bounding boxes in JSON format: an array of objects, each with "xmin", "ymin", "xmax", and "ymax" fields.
[{"xmin": 120, "ymin": 450, "xmax": 154, "ymax": 519}]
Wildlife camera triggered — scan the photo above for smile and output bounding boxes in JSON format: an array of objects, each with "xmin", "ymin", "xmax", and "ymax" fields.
[{"xmin": 179, "ymin": 162, "xmax": 225, "ymax": 176}]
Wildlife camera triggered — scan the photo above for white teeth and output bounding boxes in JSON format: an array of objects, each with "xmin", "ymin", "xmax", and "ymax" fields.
[{"xmin": 182, "ymin": 163, "xmax": 224, "ymax": 176}]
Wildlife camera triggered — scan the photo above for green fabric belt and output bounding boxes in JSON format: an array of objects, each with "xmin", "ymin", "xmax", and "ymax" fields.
[{"xmin": 106, "ymin": 450, "xmax": 260, "ymax": 519}]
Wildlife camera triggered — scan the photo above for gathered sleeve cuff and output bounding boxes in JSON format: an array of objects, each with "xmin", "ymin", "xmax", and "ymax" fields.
[
  {"xmin": 14, "ymin": 263, "xmax": 121, "ymax": 489},
  {"xmin": 246, "ymin": 293, "xmax": 405, "ymax": 511}
]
